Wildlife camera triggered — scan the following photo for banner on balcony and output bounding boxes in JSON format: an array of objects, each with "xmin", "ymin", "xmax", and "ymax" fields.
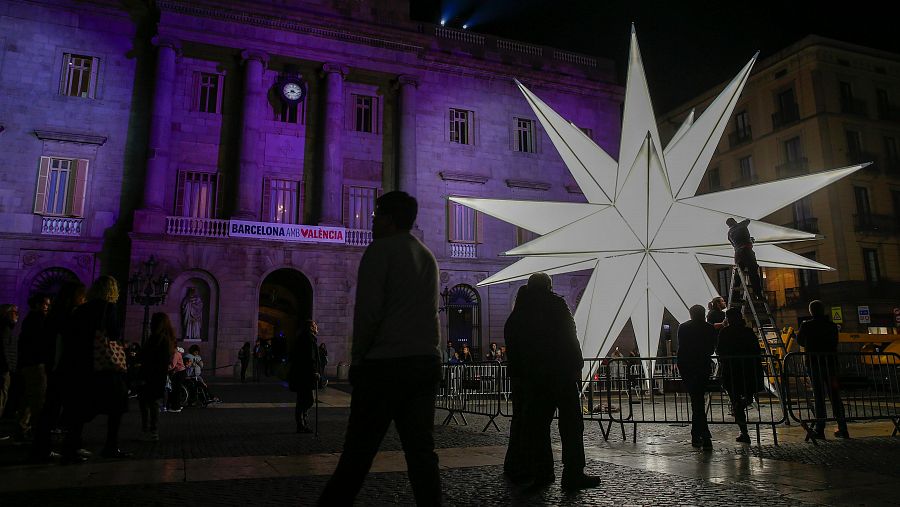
[{"xmin": 229, "ymin": 220, "xmax": 346, "ymax": 244}]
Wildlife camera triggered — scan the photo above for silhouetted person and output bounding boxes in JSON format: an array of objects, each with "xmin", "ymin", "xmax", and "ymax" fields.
[
  {"xmin": 16, "ymin": 294, "xmax": 51, "ymax": 441},
  {"xmin": 139, "ymin": 312, "xmax": 176, "ymax": 442},
  {"xmin": 319, "ymin": 191, "xmax": 442, "ymax": 506},
  {"xmin": 716, "ymin": 307, "xmax": 762, "ymax": 444},
  {"xmin": 797, "ymin": 300, "xmax": 849, "ymax": 439},
  {"xmin": 0, "ymin": 304, "xmax": 19, "ymax": 441},
  {"xmin": 290, "ymin": 319, "xmax": 319, "ymax": 433},
  {"xmin": 677, "ymin": 305, "xmax": 718, "ymax": 449},
  {"xmin": 502, "ymin": 285, "xmax": 530, "ymax": 482},
  {"xmin": 726, "ymin": 217, "xmax": 763, "ymax": 299},
  {"xmin": 516, "ymin": 272, "xmax": 600, "ymax": 491},
  {"xmin": 238, "ymin": 342, "xmax": 250, "ymax": 383},
  {"xmin": 706, "ymin": 297, "xmax": 727, "ymax": 330}
]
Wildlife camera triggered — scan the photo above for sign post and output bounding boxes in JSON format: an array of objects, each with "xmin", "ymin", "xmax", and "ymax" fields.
[{"xmin": 831, "ymin": 306, "xmax": 843, "ymax": 324}]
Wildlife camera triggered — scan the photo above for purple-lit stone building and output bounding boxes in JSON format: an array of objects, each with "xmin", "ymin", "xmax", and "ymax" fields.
[{"xmin": 0, "ymin": 0, "xmax": 622, "ymax": 374}]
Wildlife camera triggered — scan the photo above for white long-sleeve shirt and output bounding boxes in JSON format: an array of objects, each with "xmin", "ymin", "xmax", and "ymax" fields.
[{"xmin": 351, "ymin": 232, "xmax": 441, "ymax": 364}]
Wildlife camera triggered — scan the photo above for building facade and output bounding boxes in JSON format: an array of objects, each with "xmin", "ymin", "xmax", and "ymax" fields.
[
  {"xmin": 0, "ymin": 0, "xmax": 623, "ymax": 372},
  {"xmin": 659, "ymin": 36, "xmax": 900, "ymax": 334}
]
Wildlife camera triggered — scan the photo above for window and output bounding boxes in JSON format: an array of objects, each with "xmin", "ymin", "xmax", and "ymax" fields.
[
  {"xmin": 60, "ymin": 53, "xmax": 99, "ymax": 98},
  {"xmin": 839, "ymin": 81, "xmax": 853, "ymax": 103},
  {"xmin": 514, "ymin": 117, "xmax": 536, "ymax": 153},
  {"xmin": 876, "ymin": 89, "xmax": 890, "ymax": 118},
  {"xmin": 738, "ymin": 155, "xmax": 755, "ymax": 181},
  {"xmin": 735, "ymin": 110, "xmax": 751, "ymax": 139},
  {"xmin": 447, "ymin": 199, "xmax": 483, "ymax": 243},
  {"xmin": 195, "ymin": 72, "xmax": 222, "ymax": 114},
  {"xmin": 854, "ymin": 186, "xmax": 871, "ymax": 216},
  {"xmin": 885, "ymin": 136, "xmax": 898, "ymax": 162},
  {"xmin": 515, "ymin": 226, "xmax": 537, "ymax": 246},
  {"xmin": 846, "ymin": 130, "xmax": 863, "ymax": 160},
  {"xmin": 793, "ymin": 197, "xmax": 813, "ymax": 222},
  {"xmin": 34, "ymin": 157, "xmax": 89, "ymax": 216},
  {"xmin": 785, "ymin": 137, "xmax": 804, "ymax": 162},
  {"xmin": 276, "ymin": 102, "xmax": 301, "ymax": 124},
  {"xmin": 353, "ymin": 94, "xmax": 375, "ymax": 133},
  {"xmin": 716, "ymin": 268, "xmax": 731, "ymax": 298},
  {"xmin": 263, "ymin": 178, "xmax": 299, "ymax": 224},
  {"xmin": 579, "ymin": 127, "xmax": 593, "ymax": 139},
  {"xmin": 175, "ymin": 171, "xmax": 221, "ymax": 218},
  {"xmin": 891, "ymin": 190, "xmax": 900, "ymax": 222},
  {"xmin": 863, "ymin": 248, "xmax": 880, "ymax": 283},
  {"xmin": 708, "ymin": 167, "xmax": 721, "ymax": 190},
  {"xmin": 777, "ymin": 88, "xmax": 797, "ymax": 112},
  {"xmin": 798, "ymin": 252, "xmax": 819, "ymax": 288},
  {"xmin": 345, "ymin": 186, "xmax": 377, "ymax": 230},
  {"xmin": 449, "ymin": 108, "xmax": 472, "ymax": 145}
]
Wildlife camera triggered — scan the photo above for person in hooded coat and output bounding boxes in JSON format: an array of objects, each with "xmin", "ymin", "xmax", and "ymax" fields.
[
  {"xmin": 715, "ymin": 307, "xmax": 763, "ymax": 444},
  {"xmin": 676, "ymin": 304, "xmax": 718, "ymax": 449}
]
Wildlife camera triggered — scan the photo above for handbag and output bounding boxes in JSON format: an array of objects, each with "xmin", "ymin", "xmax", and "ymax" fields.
[{"xmin": 92, "ymin": 303, "xmax": 127, "ymax": 373}]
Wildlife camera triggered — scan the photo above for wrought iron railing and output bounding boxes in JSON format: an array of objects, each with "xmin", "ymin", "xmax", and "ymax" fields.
[
  {"xmin": 771, "ymin": 104, "xmax": 800, "ymax": 129},
  {"xmin": 782, "ymin": 217, "xmax": 819, "ymax": 233},
  {"xmin": 854, "ymin": 213, "xmax": 898, "ymax": 234},
  {"xmin": 775, "ymin": 158, "xmax": 809, "ymax": 177}
]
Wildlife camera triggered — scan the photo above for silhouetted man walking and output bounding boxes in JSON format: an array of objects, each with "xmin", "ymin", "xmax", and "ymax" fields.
[
  {"xmin": 797, "ymin": 300, "xmax": 849, "ymax": 439},
  {"xmin": 677, "ymin": 305, "xmax": 717, "ymax": 449},
  {"xmin": 319, "ymin": 191, "xmax": 442, "ymax": 506}
]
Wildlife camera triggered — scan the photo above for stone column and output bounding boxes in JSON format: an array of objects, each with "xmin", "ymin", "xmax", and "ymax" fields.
[
  {"xmin": 396, "ymin": 75, "xmax": 419, "ymax": 197},
  {"xmin": 234, "ymin": 49, "xmax": 269, "ymax": 220},
  {"xmin": 320, "ymin": 63, "xmax": 347, "ymax": 226},
  {"xmin": 143, "ymin": 36, "xmax": 180, "ymax": 211}
]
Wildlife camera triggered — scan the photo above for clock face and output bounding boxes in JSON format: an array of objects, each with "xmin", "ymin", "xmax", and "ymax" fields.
[{"xmin": 282, "ymin": 82, "xmax": 303, "ymax": 101}]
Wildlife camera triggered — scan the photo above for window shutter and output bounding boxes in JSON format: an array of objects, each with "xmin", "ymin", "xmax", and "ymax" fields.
[
  {"xmin": 59, "ymin": 54, "xmax": 72, "ymax": 95},
  {"xmin": 88, "ymin": 57, "xmax": 100, "ymax": 98},
  {"xmin": 71, "ymin": 159, "xmax": 90, "ymax": 217},
  {"xmin": 475, "ymin": 211, "xmax": 484, "ymax": 244},
  {"xmin": 509, "ymin": 118, "xmax": 516, "ymax": 151},
  {"xmin": 191, "ymin": 72, "xmax": 200, "ymax": 111},
  {"xmin": 215, "ymin": 73, "xmax": 224, "ymax": 114},
  {"xmin": 213, "ymin": 173, "xmax": 223, "ymax": 218},
  {"xmin": 447, "ymin": 199, "xmax": 456, "ymax": 242},
  {"xmin": 261, "ymin": 176, "xmax": 272, "ymax": 222},
  {"xmin": 34, "ymin": 157, "xmax": 52, "ymax": 214},
  {"xmin": 342, "ymin": 185, "xmax": 350, "ymax": 227},
  {"xmin": 175, "ymin": 171, "xmax": 186, "ymax": 216}
]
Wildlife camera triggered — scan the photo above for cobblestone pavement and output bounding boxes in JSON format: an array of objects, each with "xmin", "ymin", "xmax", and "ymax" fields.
[{"xmin": 0, "ymin": 379, "xmax": 897, "ymax": 506}]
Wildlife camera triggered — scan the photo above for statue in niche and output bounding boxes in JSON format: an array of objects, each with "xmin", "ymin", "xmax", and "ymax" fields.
[{"xmin": 181, "ymin": 286, "xmax": 204, "ymax": 340}]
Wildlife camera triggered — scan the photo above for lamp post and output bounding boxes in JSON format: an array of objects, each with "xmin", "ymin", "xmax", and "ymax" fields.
[{"xmin": 128, "ymin": 256, "xmax": 171, "ymax": 343}]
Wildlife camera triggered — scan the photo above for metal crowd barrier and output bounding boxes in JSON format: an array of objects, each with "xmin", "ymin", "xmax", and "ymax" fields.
[
  {"xmin": 436, "ymin": 362, "xmax": 504, "ymax": 431},
  {"xmin": 781, "ymin": 352, "xmax": 900, "ymax": 443}
]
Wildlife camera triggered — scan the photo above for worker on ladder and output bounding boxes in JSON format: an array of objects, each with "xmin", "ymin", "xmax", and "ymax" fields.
[{"xmin": 726, "ymin": 217, "xmax": 763, "ymax": 301}]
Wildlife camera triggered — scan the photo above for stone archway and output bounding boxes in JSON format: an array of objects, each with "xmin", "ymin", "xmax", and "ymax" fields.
[
  {"xmin": 257, "ymin": 268, "xmax": 313, "ymax": 376},
  {"xmin": 447, "ymin": 284, "xmax": 482, "ymax": 359},
  {"xmin": 29, "ymin": 267, "xmax": 81, "ymax": 299}
]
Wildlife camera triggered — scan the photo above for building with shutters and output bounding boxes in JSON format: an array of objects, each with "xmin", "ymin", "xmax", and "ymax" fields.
[{"xmin": 0, "ymin": 0, "xmax": 623, "ymax": 372}]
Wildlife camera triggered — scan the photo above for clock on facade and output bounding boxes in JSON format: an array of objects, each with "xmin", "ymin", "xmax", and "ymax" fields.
[{"xmin": 278, "ymin": 76, "xmax": 306, "ymax": 104}]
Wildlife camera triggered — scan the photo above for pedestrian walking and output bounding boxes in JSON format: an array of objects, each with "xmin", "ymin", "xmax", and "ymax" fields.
[
  {"xmin": 726, "ymin": 218, "xmax": 763, "ymax": 299},
  {"xmin": 139, "ymin": 313, "xmax": 176, "ymax": 441},
  {"xmin": 715, "ymin": 307, "xmax": 762, "ymax": 444},
  {"xmin": 59, "ymin": 275, "xmax": 131, "ymax": 462},
  {"xmin": 0, "ymin": 304, "xmax": 18, "ymax": 441},
  {"xmin": 676, "ymin": 304, "xmax": 718, "ymax": 449},
  {"xmin": 706, "ymin": 297, "xmax": 727, "ymax": 329},
  {"xmin": 32, "ymin": 282, "xmax": 86, "ymax": 461},
  {"xmin": 797, "ymin": 300, "xmax": 849, "ymax": 439},
  {"xmin": 513, "ymin": 272, "xmax": 600, "ymax": 491},
  {"xmin": 15, "ymin": 293, "xmax": 52, "ymax": 442},
  {"xmin": 319, "ymin": 191, "xmax": 442, "ymax": 506},
  {"xmin": 502, "ymin": 285, "xmax": 530, "ymax": 482},
  {"xmin": 238, "ymin": 342, "xmax": 250, "ymax": 383},
  {"xmin": 290, "ymin": 319, "xmax": 319, "ymax": 433}
]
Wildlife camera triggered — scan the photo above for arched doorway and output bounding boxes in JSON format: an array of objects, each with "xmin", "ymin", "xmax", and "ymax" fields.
[
  {"xmin": 29, "ymin": 267, "xmax": 81, "ymax": 299},
  {"xmin": 446, "ymin": 284, "xmax": 482, "ymax": 358},
  {"xmin": 258, "ymin": 269, "xmax": 313, "ymax": 375}
]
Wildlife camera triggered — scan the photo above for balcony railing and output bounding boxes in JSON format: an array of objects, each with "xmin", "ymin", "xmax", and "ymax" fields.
[
  {"xmin": 854, "ymin": 213, "xmax": 898, "ymax": 234},
  {"xmin": 449, "ymin": 243, "xmax": 477, "ymax": 259},
  {"xmin": 41, "ymin": 216, "xmax": 83, "ymax": 236},
  {"xmin": 345, "ymin": 228, "xmax": 373, "ymax": 247},
  {"xmin": 783, "ymin": 217, "xmax": 819, "ymax": 233},
  {"xmin": 840, "ymin": 98, "xmax": 868, "ymax": 116},
  {"xmin": 771, "ymin": 104, "xmax": 800, "ymax": 130},
  {"xmin": 775, "ymin": 158, "xmax": 809, "ymax": 177},
  {"xmin": 165, "ymin": 216, "xmax": 229, "ymax": 238},
  {"xmin": 728, "ymin": 128, "xmax": 752, "ymax": 148},
  {"xmin": 731, "ymin": 175, "xmax": 759, "ymax": 188}
]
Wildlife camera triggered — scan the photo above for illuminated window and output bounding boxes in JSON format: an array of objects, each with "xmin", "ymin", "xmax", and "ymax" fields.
[
  {"xmin": 346, "ymin": 186, "xmax": 376, "ymax": 230},
  {"xmin": 448, "ymin": 199, "xmax": 483, "ymax": 243},
  {"xmin": 176, "ymin": 171, "xmax": 221, "ymax": 218},
  {"xmin": 264, "ymin": 179, "xmax": 299, "ymax": 224},
  {"xmin": 515, "ymin": 226, "xmax": 537, "ymax": 246},
  {"xmin": 353, "ymin": 95, "xmax": 376, "ymax": 132},
  {"xmin": 33, "ymin": 157, "xmax": 89, "ymax": 216},
  {"xmin": 863, "ymin": 248, "xmax": 880, "ymax": 283},
  {"xmin": 449, "ymin": 108, "xmax": 472, "ymax": 144},
  {"xmin": 194, "ymin": 72, "xmax": 223, "ymax": 114},
  {"xmin": 514, "ymin": 117, "xmax": 535, "ymax": 153},
  {"xmin": 61, "ymin": 53, "xmax": 99, "ymax": 98}
]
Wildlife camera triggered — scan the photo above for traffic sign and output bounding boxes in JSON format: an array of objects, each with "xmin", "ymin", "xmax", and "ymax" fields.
[
  {"xmin": 858, "ymin": 305, "xmax": 870, "ymax": 324},
  {"xmin": 894, "ymin": 307, "xmax": 900, "ymax": 325},
  {"xmin": 831, "ymin": 306, "xmax": 843, "ymax": 324}
]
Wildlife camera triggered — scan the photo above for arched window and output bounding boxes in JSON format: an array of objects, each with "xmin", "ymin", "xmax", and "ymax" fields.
[
  {"xmin": 446, "ymin": 284, "xmax": 482, "ymax": 358},
  {"xmin": 29, "ymin": 267, "xmax": 80, "ymax": 298}
]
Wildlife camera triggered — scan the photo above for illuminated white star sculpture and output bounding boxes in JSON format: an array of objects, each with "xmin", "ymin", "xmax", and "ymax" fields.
[{"xmin": 451, "ymin": 28, "xmax": 868, "ymax": 379}]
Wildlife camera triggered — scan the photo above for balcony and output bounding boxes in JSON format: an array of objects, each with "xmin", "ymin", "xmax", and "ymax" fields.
[
  {"xmin": 345, "ymin": 228, "xmax": 373, "ymax": 247},
  {"xmin": 881, "ymin": 157, "xmax": 900, "ymax": 176},
  {"xmin": 854, "ymin": 213, "xmax": 898, "ymax": 235},
  {"xmin": 728, "ymin": 128, "xmax": 753, "ymax": 148},
  {"xmin": 848, "ymin": 151, "xmax": 879, "ymax": 173},
  {"xmin": 449, "ymin": 243, "xmax": 477, "ymax": 259},
  {"xmin": 730, "ymin": 175, "xmax": 758, "ymax": 188},
  {"xmin": 41, "ymin": 216, "xmax": 83, "ymax": 236},
  {"xmin": 165, "ymin": 216, "xmax": 229, "ymax": 238},
  {"xmin": 840, "ymin": 98, "xmax": 868, "ymax": 116},
  {"xmin": 877, "ymin": 105, "xmax": 900, "ymax": 122},
  {"xmin": 771, "ymin": 104, "xmax": 800, "ymax": 130},
  {"xmin": 783, "ymin": 217, "xmax": 819, "ymax": 233},
  {"xmin": 775, "ymin": 158, "xmax": 809, "ymax": 177}
]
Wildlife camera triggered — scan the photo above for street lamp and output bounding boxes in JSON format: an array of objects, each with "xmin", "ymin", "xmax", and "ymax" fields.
[{"xmin": 128, "ymin": 255, "xmax": 171, "ymax": 342}]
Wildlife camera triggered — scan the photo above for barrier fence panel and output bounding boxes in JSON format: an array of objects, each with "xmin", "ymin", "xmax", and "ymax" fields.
[
  {"xmin": 436, "ymin": 362, "xmax": 503, "ymax": 431},
  {"xmin": 781, "ymin": 352, "xmax": 900, "ymax": 441}
]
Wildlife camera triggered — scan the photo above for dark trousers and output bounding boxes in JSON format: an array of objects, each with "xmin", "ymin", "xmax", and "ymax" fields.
[
  {"xmin": 319, "ymin": 356, "xmax": 441, "ymax": 506},
  {"xmin": 169, "ymin": 371, "xmax": 186, "ymax": 410},
  {"xmin": 295, "ymin": 389, "xmax": 313, "ymax": 427},
  {"xmin": 503, "ymin": 377, "xmax": 528, "ymax": 477},
  {"xmin": 62, "ymin": 412, "xmax": 122, "ymax": 457},
  {"xmin": 32, "ymin": 372, "xmax": 63, "ymax": 458},
  {"xmin": 526, "ymin": 377, "xmax": 585, "ymax": 479},
  {"xmin": 734, "ymin": 249, "xmax": 763, "ymax": 299},
  {"xmin": 809, "ymin": 368, "xmax": 847, "ymax": 433},
  {"xmin": 140, "ymin": 395, "xmax": 160, "ymax": 432},
  {"xmin": 240, "ymin": 360, "xmax": 248, "ymax": 383},
  {"xmin": 729, "ymin": 396, "xmax": 748, "ymax": 435},
  {"xmin": 688, "ymin": 389, "xmax": 710, "ymax": 441}
]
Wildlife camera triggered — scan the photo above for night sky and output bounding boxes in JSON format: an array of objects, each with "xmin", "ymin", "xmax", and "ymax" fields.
[{"xmin": 411, "ymin": 1, "xmax": 900, "ymax": 112}]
